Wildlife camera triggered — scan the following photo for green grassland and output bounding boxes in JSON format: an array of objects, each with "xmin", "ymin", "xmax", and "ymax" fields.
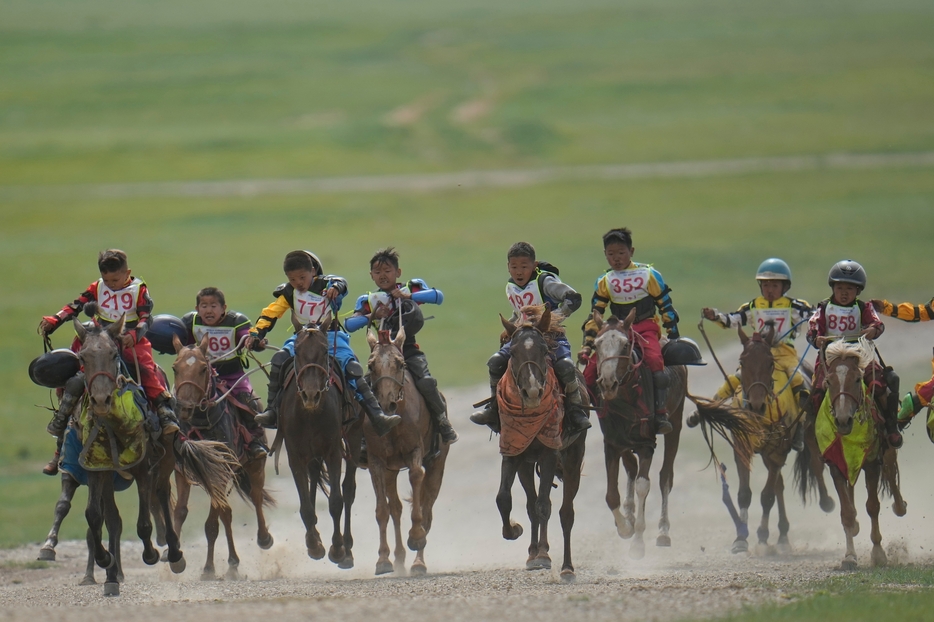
[{"xmin": 1, "ymin": 0, "xmax": 934, "ymax": 552}]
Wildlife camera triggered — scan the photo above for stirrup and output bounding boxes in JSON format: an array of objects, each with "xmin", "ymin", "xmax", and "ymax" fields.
[{"xmin": 254, "ymin": 410, "xmax": 278, "ymax": 428}]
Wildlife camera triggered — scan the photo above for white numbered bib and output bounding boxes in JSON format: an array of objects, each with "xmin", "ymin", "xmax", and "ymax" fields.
[
  {"xmin": 193, "ymin": 325, "xmax": 237, "ymax": 361},
  {"xmin": 96, "ymin": 278, "xmax": 142, "ymax": 323},
  {"xmin": 506, "ymin": 281, "xmax": 544, "ymax": 314},
  {"xmin": 605, "ymin": 268, "xmax": 650, "ymax": 304},
  {"xmin": 294, "ymin": 290, "xmax": 331, "ymax": 325},
  {"xmin": 825, "ymin": 303, "xmax": 861, "ymax": 339},
  {"xmin": 367, "ymin": 287, "xmax": 411, "ymax": 315},
  {"xmin": 750, "ymin": 307, "xmax": 793, "ymax": 341}
]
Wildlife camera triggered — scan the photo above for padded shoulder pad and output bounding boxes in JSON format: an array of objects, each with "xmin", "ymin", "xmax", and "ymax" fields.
[{"xmin": 273, "ymin": 283, "xmax": 291, "ymax": 299}]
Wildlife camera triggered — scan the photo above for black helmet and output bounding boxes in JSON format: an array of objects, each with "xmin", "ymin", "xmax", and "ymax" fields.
[
  {"xmin": 384, "ymin": 298, "xmax": 424, "ymax": 337},
  {"xmin": 147, "ymin": 314, "xmax": 188, "ymax": 355},
  {"xmin": 828, "ymin": 260, "xmax": 867, "ymax": 291},
  {"xmin": 662, "ymin": 337, "xmax": 707, "ymax": 366},
  {"xmin": 28, "ymin": 349, "xmax": 80, "ymax": 388}
]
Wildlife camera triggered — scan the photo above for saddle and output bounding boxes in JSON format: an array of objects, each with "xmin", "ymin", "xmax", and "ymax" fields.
[{"xmin": 77, "ymin": 384, "xmax": 148, "ymax": 473}]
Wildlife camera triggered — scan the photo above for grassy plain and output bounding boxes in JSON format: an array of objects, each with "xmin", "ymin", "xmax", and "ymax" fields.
[{"xmin": 1, "ymin": 0, "xmax": 933, "ymax": 554}]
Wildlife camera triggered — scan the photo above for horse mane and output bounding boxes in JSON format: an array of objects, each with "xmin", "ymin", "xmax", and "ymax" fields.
[
  {"xmin": 516, "ymin": 304, "xmax": 566, "ymax": 336},
  {"xmin": 824, "ymin": 337, "xmax": 874, "ymax": 372}
]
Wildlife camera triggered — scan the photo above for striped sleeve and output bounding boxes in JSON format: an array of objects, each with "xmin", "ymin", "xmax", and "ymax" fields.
[{"xmin": 879, "ymin": 298, "xmax": 934, "ymax": 323}]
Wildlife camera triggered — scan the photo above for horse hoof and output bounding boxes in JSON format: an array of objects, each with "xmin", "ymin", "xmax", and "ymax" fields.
[
  {"xmin": 338, "ymin": 552, "xmax": 355, "ymax": 570},
  {"xmin": 615, "ymin": 520, "xmax": 634, "ymax": 540},
  {"xmin": 777, "ymin": 540, "xmax": 793, "ymax": 556},
  {"xmin": 560, "ymin": 569, "xmax": 576, "ymax": 584},
  {"xmin": 160, "ymin": 548, "xmax": 170, "ymax": 563},
  {"xmin": 307, "ymin": 544, "xmax": 326, "ymax": 560},
  {"xmin": 142, "ymin": 548, "xmax": 160, "ymax": 566},
  {"xmin": 526, "ymin": 555, "xmax": 551, "ymax": 570},
  {"xmin": 96, "ymin": 552, "xmax": 114, "ymax": 570},
  {"xmin": 328, "ymin": 546, "xmax": 345, "ymax": 565},
  {"xmin": 893, "ymin": 501, "xmax": 907, "ymax": 517},
  {"xmin": 79, "ymin": 575, "xmax": 96, "ymax": 586},
  {"xmin": 656, "ymin": 534, "xmax": 671, "ymax": 547},
  {"xmin": 503, "ymin": 522, "xmax": 523, "ymax": 541},
  {"xmin": 117, "ymin": 571, "xmax": 124, "ymax": 583},
  {"xmin": 732, "ymin": 539, "xmax": 749, "ymax": 554},
  {"xmin": 258, "ymin": 533, "xmax": 274, "ymax": 550},
  {"xmin": 819, "ymin": 496, "xmax": 836, "ymax": 513},
  {"xmin": 630, "ymin": 539, "xmax": 645, "ymax": 560},
  {"xmin": 37, "ymin": 548, "xmax": 56, "ymax": 562},
  {"xmin": 407, "ymin": 537, "xmax": 427, "ymax": 552},
  {"xmin": 170, "ymin": 556, "xmax": 187, "ymax": 574},
  {"xmin": 375, "ymin": 560, "xmax": 394, "ymax": 575},
  {"xmin": 871, "ymin": 547, "xmax": 888, "ymax": 568},
  {"xmin": 841, "ymin": 556, "xmax": 858, "ymax": 571},
  {"xmin": 201, "ymin": 571, "xmax": 218, "ymax": 581},
  {"xmin": 410, "ymin": 563, "xmax": 427, "ymax": 577},
  {"xmin": 226, "ymin": 565, "xmax": 241, "ymax": 581},
  {"xmin": 103, "ymin": 582, "xmax": 120, "ymax": 597}
]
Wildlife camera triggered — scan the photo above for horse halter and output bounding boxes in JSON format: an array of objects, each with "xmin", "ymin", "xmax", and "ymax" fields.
[
  {"xmin": 509, "ymin": 326, "xmax": 549, "ymax": 385},
  {"xmin": 81, "ymin": 335, "xmax": 124, "ymax": 394},
  {"xmin": 294, "ymin": 327, "xmax": 332, "ymax": 392},
  {"xmin": 595, "ymin": 325, "xmax": 641, "ymax": 385},
  {"xmin": 174, "ymin": 347, "xmax": 215, "ymax": 411},
  {"xmin": 823, "ymin": 355, "xmax": 866, "ymax": 415},
  {"xmin": 370, "ymin": 347, "xmax": 406, "ymax": 403}
]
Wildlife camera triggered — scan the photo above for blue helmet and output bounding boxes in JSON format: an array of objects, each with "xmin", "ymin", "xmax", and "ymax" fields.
[
  {"xmin": 147, "ymin": 314, "xmax": 188, "ymax": 355},
  {"xmin": 755, "ymin": 258, "xmax": 792, "ymax": 283}
]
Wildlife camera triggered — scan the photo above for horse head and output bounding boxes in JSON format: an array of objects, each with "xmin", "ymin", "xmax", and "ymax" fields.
[
  {"xmin": 501, "ymin": 307, "xmax": 551, "ymax": 408},
  {"xmin": 293, "ymin": 323, "xmax": 333, "ymax": 411},
  {"xmin": 366, "ymin": 326, "xmax": 407, "ymax": 414},
  {"xmin": 822, "ymin": 338, "xmax": 873, "ymax": 436},
  {"xmin": 592, "ymin": 308, "xmax": 636, "ymax": 400},
  {"xmin": 737, "ymin": 322, "xmax": 776, "ymax": 414},
  {"xmin": 171, "ymin": 333, "xmax": 213, "ymax": 421},
  {"xmin": 73, "ymin": 315, "xmax": 125, "ymax": 417}
]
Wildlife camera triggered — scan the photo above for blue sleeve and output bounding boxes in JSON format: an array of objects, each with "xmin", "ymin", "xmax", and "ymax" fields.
[
  {"xmin": 345, "ymin": 315, "xmax": 369, "ymax": 333},
  {"xmin": 353, "ymin": 293, "xmax": 370, "ymax": 314},
  {"xmin": 411, "ymin": 289, "xmax": 443, "ymax": 305}
]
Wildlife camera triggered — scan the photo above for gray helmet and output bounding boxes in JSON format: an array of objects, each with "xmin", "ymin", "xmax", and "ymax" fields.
[
  {"xmin": 147, "ymin": 314, "xmax": 188, "ymax": 355},
  {"xmin": 828, "ymin": 260, "xmax": 867, "ymax": 290},
  {"xmin": 756, "ymin": 258, "xmax": 792, "ymax": 283},
  {"xmin": 28, "ymin": 349, "xmax": 81, "ymax": 388},
  {"xmin": 662, "ymin": 337, "xmax": 707, "ymax": 366}
]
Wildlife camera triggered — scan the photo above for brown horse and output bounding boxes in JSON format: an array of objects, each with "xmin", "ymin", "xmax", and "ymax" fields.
[
  {"xmin": 278, "ymin": 322, "xmax": 360, "ymax": 568},
  {"xmin": 815, "ymin": 338, "xmax": 906, "ymax": 569},
  {"xmin": 171, "ymin": 333, "xmax": 276, "ymax": 580},
  {"xmin": 494, "ymin": 307, "xmax": 587, "ymax": 582},
  {"xmin": 72, "ymin": 316, "xmax": 237, "ymax": 595},
  {"xmin": 365, "ymin": 327, "xmax": 449, "ymax": 576}
]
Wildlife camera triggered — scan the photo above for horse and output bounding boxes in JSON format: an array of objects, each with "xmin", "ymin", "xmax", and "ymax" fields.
[
  {"xmin": 277, "ymin": 320, "xmax": 360, "ymax": 568},
  {"xmin": 170, "ymin": 333, "xmax": 276, "ymax": 580},
  {"xmin": 493, "ymin": 306, "xmax": 586, "ymax": 582},
  {"xmin": 815, "ymin": 337, "xmax": 906, "ymax": 570},
  {"xmin": 72, "ymin": 315, "xmax": 238, "ymax": 595},
  {"xmin": 364, "ymin": 326, "xmax": 449, "ymax": 576},
  {"xmin": 592, "ymin": 310, "xmax": 755, "ymax": 559}
]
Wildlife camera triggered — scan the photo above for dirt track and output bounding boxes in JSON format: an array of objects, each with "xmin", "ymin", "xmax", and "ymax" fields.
[{"xmin": 2, "ymin": 321, "xmax": 933, "ymax": 621}]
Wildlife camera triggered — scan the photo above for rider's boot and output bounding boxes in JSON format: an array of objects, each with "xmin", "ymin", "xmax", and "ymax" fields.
[
  {"xmin": 347, "ymin": 360, "xmax": 401, "ymax": 437},
  {"xmin": 554, "ymin": 357, "xmax": 591, "ymax": 433},
  {"xmin": 255, "ymin": 351, "xmax": 289, "ymax": 429},
  {"xmin": 407, "ymin": 355, "xmax": 458, "ymax": 443},
  {"xmin": 470, "ymin": 353, "xmax": 507, "ymax": 432},
  {"xmin": 154, "ymin": 392, "xmax": 180, "ymax": 437},
  {"xmin": 653, "ymin": 369, "xmax": 674, "ymax": 435},
  {"xmin": 44, "ymin": 376, "xmax": 83, "ymax": 475},
  {"xmin": 897, "ymin": 392, "xmax": 923, "ymax": 425},
  {"xmin": 240, "ymin": 394, "xmax": 269, "ymax": 458},
  {"xmin": 43, "ymin": 436, "xmax": 65, "ymax": 476}
]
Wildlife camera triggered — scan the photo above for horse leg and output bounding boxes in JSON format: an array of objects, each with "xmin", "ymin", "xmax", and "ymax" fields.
[
  {"xmin": 307, "ymin": 463, "xmax": 327, "ymax": 560},
  {"xmin": 630, "ymin": 449, "xmax": 652, "ymax": 560},
  {"xmin": 806, "ymin": 423, "xmax": 835, "ymax": 513},
  {"xmin": 731, "ymin": 447, "xmax": 753, "ymax": 554},
  {"xmin": 135, "ymin": 471, "xmax": 159, "ymax": 566},
  {"xmin": 248, "ymin": 460, "xmax": 274, "ymax": 550},
  {"xmin": 221, "ymin": 504, "xmax": 241, "ymax": 580},
  {"xmin": 756, "ymin": 458, "xmax": 779, "ymax": 553},
  {"xmin": 338, "ymin": 459, "xmax": 357, "ymax": 570},
  {"xmin": 386, "ymin": 470, "xmax": 407, "ymax": 574},
  {"xmin": 559, "ymin": 441, "xmax": 585, "ymax": 583},
  {"xmin": 155, "ymin": 465, "xmax": 185, "ymax": 572},
  {"xmin": 865, "ymin": 464, "xmax": 887, "ymax": 567},
  {"xmin": 368, "ymin": 464, "xmax": 393, "ymax": 575},
  {"xmin": 39, "ymin": 473, "xmax": 80, "ymax": 561},
  {"xmin": 101, "ymin": 480, "xmax": 122, "ymax": 595},
  {"xmin": 202, "ymin": 504, "xmax": 220, "ymax": 580},
  {"xmin": 657, "ymin": 426, "xmax": 680, "ymax": 547},
  {"xmin": 412, "ymin": 450, "xmax": 448, "ymax": 577},
  {"xmin": 517, "ymin": 461, "xmax": 541, "ymax": 569},
  {"xmin": 327, "ymin": 451, "xmax": 346, "ymax": 566},
  {"xmin": 406, "ymin": 449, "xmax": 427, "ymax": 553},
  {"xmin": 775, "ymin": 469, "xmax": 792, "ymax": 554},
  {"xmin": 620, "ymin": 451, "xmax": 638, "ymax": 539},
  {"xmin": 173, "ymin": 470, "xmax": 191, "ymax": 540},
  {"xmin": 496, "ymin": 456, "xmax": 523, "ymax": 541},
  {"xmin": 830, "ymin": 466, "xmax": 859, "ymax": 570},
  {"xmin": 532, "ymin": 451, "xmax": 558, "ymax": 570},
  {"xmin": 86, "ymin": 475, "xmax": 112, "ymax": 572},
  {"xmin": 82, "ymin": 528, "xmax": 97, "ymax": 585},
  {"xmin": 605, "ymin": 445, "xmax": 631, "ymax": 539}
]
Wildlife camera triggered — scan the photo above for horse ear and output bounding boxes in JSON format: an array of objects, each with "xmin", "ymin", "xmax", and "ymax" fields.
[
  {"xmin": 763, "ymin": 320, "xmax": 776, "ymax": 345},
  {"xmin": 197, "ymin": 332, "xmax": 210, "ymax": 355},
  {"xmin": 592, "ymin": 310, "xmax": 604, "ymax": 331},
  {"xmin": 73, "ymin": 318, "xmax": 87, "ymax": 343},
  {"xmin": 623, "ymin": 308, "xmax": 636, "ymax": 330},
  {"xmin": 393, "ymin": 325, "xmax": 406, "ymax": 350},
  {"xmin": 172, "ymin": 333, "xmax": 184, "ymax": 354},
  {"xmin": 290, "ymin": 311, "xmax": 303, "ymax": 332},
  {"xmin": 537, "ymin": 306, "xmax": 551, "ymax": 333},
  {"xmin": 107, "ymin": 314, "xmax": 126, "ymax": 341},
  {"xmin": 738, "ymin": 324, "xmax": 749, "ymax": 345},
  {"xmin": 366, "ymin": 329, "xmax": 378, "ymax": 350},
  {"xmin": 500, "ymin": 314, "xmax": 517, "ymax": 338}
]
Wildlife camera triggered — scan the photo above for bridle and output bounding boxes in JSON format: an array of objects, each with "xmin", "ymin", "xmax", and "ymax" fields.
[
  {"xmin": 739, "ymin": 337, "xmax": 776, "ymax": 409},
  {"xmin": 174, "ymin": 348, "xmax": 215, "ymax": 411},
  {"xmin": 370, "ymin": 342, "xmax": 406, "ymax": 403},
  {"xmin": 595, "ymin": 325, "xmax": 641, "ymax": 385},
  {"xmin": 509, "ymin": 326, "xmax": 549, "ymax": 385},
  {"xmin": 294, "ymin": 326, "xmax": 332, "ymax": 393},
  {"xmin": 823, "ymin": 354, "xmax": 866, "ymax": 415}
]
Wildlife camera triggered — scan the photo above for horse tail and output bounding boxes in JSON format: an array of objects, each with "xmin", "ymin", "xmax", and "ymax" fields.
[
  {"xmin": 792, "ymin": 439, "xmax": 818, "ymax": 505},
  {"xmin": 880, "ymin": 448, "xmax": 900, "ymax": 500},
  {"xmin": 313, "ymin": 459, "xmax": 330, "ymax": 498},
  {"xmin": 231, "ymin": 469, "xmax": 278, "ymax": 508},
  {"xmin": 173, "ymin": 438, "xmax": 238, "ymax": 510},
  {"xmin": 685, "ymin": 393, "xmax": 762, "ymax": 470}
]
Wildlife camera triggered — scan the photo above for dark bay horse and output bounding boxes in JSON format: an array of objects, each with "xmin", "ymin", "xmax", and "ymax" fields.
[
  {"xmin": 365, "ymin": 327, "xmax": 449, "ymax": 576},
  {"xmin": 171, "ymin": 333, "xmax": 276, "ymax": 580},
  {"xmin": 494, "ymin": 307, "xmax": 586, "ymax": 582},
  {"xmin": 278, "ymin": 322, "xmax": 360, "ymax": 568},
  {"xmin": 72, "ymin": 316, "xmax": 237, "ymax": 595},
  {"xmin": 816, "ymin": 338, "xmax": 906, "ymax": 569}
]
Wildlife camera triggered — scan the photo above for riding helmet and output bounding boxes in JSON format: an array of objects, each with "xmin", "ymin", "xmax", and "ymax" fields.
[
  {"xmin": 828, "ymin": 260, "xmax": 867, "ymax": 291},
  {"xmin": 147, "ymin": 314, "xmax": 188, "ymax": 355},
  {"xmin": 28, "ymin": 349, "xmax": 80, "ymax": 388},
  {"xmin": 755, "ymin": 258, "xmax": 792, "ymax": 283},
  {"xmin": 662, "ymin": 337, "xmax": 707, "ymax": 366}
]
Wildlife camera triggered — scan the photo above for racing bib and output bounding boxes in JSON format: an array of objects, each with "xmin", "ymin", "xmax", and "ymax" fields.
[
  {"xmin": 605, "ymin": 268, "xmax": 650, "ymax": 304},
  {"xmin": 192, "ymin": 325, "xmax": 237, "ymax": 361},
  {"xmin": 824, "ymin": 303, "xmax": 861, "ymax": 339},
  {"xmin": 367, "ymin": 287, "xmax": 411, "ymax": 316},
  {"xmin": 294, "ymin": 290, "xmax": 331, "ymax": 325},
  {"xmin": 96, "ymin": 278, "xmax": 142, "ymax": 323},
  {"xmin": 506, "ymin": 281, "xmax": 544, "ymax": 314},
  {"xmin": 750, "ymin": 307, "xmax": 793, "ymax": 341}
]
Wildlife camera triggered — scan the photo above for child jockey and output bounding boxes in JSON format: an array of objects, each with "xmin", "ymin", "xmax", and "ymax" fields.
[
  {"xmin": 470, "ymin": 241, "xmax": 590, "ymax": 433},
  {"xmin": 702, "ymin": 258, "xmax": 813, "ymax": 449},
  {"xmin": 245, "ymin": 250, "xmax": 401, "ymax": 436},
  {"xmin": 181, "ymin": 287, "xmax": 268, "ymax": 458},
  {"xmin": 38, "ymin": 249, "xmax": 179, "ymax": 475},
  {"xmin": 870, "ymin": 296, "xmax": 934, "ymax": 424},
  {"xmin": 579, "ymin": 227, "xmax": 681, "ymax": 435},
  {"xmin": 345, "ymin": 247, "xmax": 458, "ymax": 444},
  {"xmin": 806, "ymin": 260, "xmax": 902, "ymax": 448}
]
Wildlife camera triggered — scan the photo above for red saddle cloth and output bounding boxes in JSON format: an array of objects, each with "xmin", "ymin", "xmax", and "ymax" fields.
[{"xmin": 497, "ymin": 366, "xmax": 564, "ymax": 457}]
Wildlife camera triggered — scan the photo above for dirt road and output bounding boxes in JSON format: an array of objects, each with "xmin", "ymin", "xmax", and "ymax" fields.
[{"xmin": 2, "ymin": 321, "xmax": 933, "ymax": 621}]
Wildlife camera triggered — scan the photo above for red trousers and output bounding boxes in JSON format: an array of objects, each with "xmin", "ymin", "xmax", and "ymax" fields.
[
  {"xmin": 71, "ymin": 335, "xmax": 167, "ymax": 400},
  {"xmin": 584, "ymin": 318, "xmax": 665, "ymax": 386}
]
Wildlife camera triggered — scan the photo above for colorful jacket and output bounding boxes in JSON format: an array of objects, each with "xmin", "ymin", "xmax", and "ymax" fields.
[
  {"xmin": 876, "ymin": 298, "xmax": 934, "ymax": 323},
  {"xmin": 349, "ymin": 279, "xmax": 439, "ymax": 350},
  {"xmin": 505, "ymin": 268, "xmax": 581, "ymax": 320},
  {"xmin": 709, "ymin": 296, "xmax": 813, "ymax": 346},
  {"xmin": 44, "ymin": 277, "xmax": 153, "ymax": 343},
  {"xmin": 182, "ymin": 310, "xmax": 252, "ymax": 377},
  {"xmin": 250, "ymin": 276, "xmax": 348, "ymax": 340},
  {"xmin": 806, "ymin": 298, "xmax": 883, "ymax": 345}
]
